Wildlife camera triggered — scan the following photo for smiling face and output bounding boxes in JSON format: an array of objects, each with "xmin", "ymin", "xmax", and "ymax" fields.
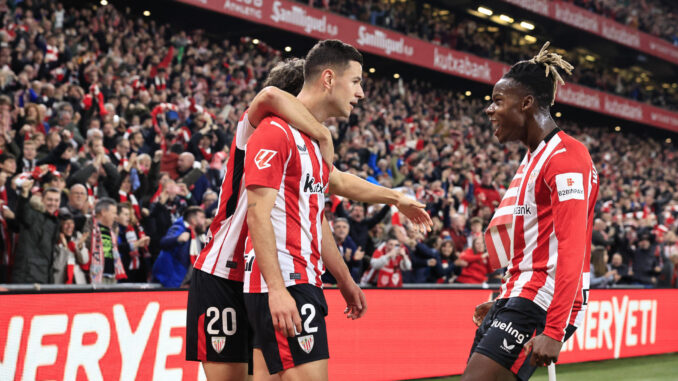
[
  {"xmin": 327, "ymin": 60, "xmax": 364, "ymax": 118},
  {"xmin": 485, "ymin": 78, "xmax": 529, "ymax": 144}
]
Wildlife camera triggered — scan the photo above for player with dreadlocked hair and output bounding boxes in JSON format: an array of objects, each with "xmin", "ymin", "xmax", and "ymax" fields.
[{"xmin": 461, "ymin": 42, "xmax": 598, "ymax": 381}]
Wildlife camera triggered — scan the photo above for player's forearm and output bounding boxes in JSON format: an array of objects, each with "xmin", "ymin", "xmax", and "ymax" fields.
[
  {"xmin": 544, "ymin": 204, "xmax": 588, "ymax": 341},
  {"xmin": 320, "ymin": 218, "xmax": 352, "ymax": 285},
  {"xmin": 249, "ymin": 86, "xmax": 331, "ymax": 144},
  {"xmin": 247, "ymin": 209, "xmax": 287, "ymax": 292},
  {"xmin": 329, "ymin": 170, "xmax": 401, "ymax": 205}
]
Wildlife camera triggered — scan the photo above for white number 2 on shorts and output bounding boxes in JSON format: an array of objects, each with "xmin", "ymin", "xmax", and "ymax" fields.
[{"xmin": 300, "ymin": 303, "xmax": 318, "ymax": 333}]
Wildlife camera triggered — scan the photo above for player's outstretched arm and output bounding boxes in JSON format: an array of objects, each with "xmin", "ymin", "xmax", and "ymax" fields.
[
  {"xmin": 320, "ymin": 218, "xmax": 366, "ymax": 319},
  {"xmin": 247, "ymin": 186, "xmax": 302, "ymax": 337},
  {"xmin": 328, "ymin": 169, "xmax": 432, "ymax": 231},
  {"xmin": 248, "ymin": 86, "xmax": 333, "ymax": 166}
]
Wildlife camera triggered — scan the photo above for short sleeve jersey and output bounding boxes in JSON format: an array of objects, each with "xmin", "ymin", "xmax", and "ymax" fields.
[{"xmin": 243, "ymin": 116, "xmax": 331, "ymax": 293}]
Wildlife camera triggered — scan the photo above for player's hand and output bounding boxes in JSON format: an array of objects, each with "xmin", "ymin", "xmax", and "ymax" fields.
[
  {"xmin": 394, "ymin": 194, "xmax": 432, "ymax": 233},
  {"xmin": 268, "ymin": 288, "xmax": 302, "ymax": 337},
  {"xmin": 472, "ymin": 301, "xmax": 494, "ymax": 327},
  {"xmin": 524, "ymin": 334, "xmax": 563, "ymax": 367},
  {"xmin": 338, "ymin": 280, "xmax": 367, "ymax": 319}
]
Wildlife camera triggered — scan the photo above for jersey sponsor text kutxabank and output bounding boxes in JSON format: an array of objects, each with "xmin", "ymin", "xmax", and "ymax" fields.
[
  {"xmin": 193, "ymin": 111, "xmax": 254, "ymax": 281},
  {"xmin": 243, "ymin": 116, "xmax": 330, "ymax": 293}
]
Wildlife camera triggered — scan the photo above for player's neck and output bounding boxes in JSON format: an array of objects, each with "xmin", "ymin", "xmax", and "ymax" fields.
[
  {"xmin": 525, "ymin": 112, "xmax": 558, "ymax": 152},
  {"xmin": 297, "ymin": 89, "xmax": 329, "ymax": 123}
]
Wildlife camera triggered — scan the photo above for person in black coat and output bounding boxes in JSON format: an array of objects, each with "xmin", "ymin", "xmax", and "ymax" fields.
[{"xmin": 11, "ymin": 180, "xmax": 61, "ymax": 284}]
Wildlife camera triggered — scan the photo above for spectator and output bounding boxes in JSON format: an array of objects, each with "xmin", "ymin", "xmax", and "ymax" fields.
[
  {"xmin": 11, "ymin": 180, "xmax": 60, "ymax": 284},
  {"xmin": 590, "ymin": 247, "xmax": 617, "ymax": 288},
  {"xmin": 325, "ymin": 217, "xmax": 362, "ymax": 284},
  {"xmin": 152, "ymin": 206, "xmax": 206, "ymax": 287},
  {"xmin": 116, "ymin": 202, "xmax": 151, "ymax": 283},
  {"xmin": 65, "ymin": 183, "xmax": 89, "ymax": 233},
  {"xmin": 176, "ymin": 152, "xmax": 209, "ymax": 204},
  {"xmin": 433, "ymin": 238, "xmax": 463, "ymax": 283},
  {"xmin": 360, "ymin": 237, "xmax": 412, "ymax": 287},
  {"xmin": 456, "ymin": 237, "xmax": 492, "ymax": 284},
  {"xmin": 631, "ymin": 230, "xmax": 662, "ymax": 287},
  {"xmin": 87, "ymin": 198, "xmax": 126, "ymax": 284},
  {"xmin": 52, "ymin": 208, "xmax": 89, "ymax": 284},
  {"xmin": 446, "ymin": 213, "xmax": 468, "ymax": 253},
  {"xmin": 335, "ymin": 201, "xmax": 391, "ymax": 254},
  {"xmin": 610, "ymin": 252, "xmax": 632, "ymax": 284}
]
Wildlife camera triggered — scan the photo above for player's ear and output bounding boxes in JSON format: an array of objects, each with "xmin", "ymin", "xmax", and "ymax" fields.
[
  {"xmin": 321, "ymin": 68, "xmax": 335, "ymax": 90},
  {"xmin": 521, "ymin": 94, "xmax": 534, "ymax": 112}
]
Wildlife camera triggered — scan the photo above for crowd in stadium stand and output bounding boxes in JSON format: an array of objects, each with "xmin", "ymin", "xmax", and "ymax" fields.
[
  {"xmin": 303, "ymin": 0, "xmax": 678, "ymax": 111},
  {"xmin": 568, "ymin": 0, "xmax": 678, "ymax": 46},
  {"xmin": 0, "ymin": 0, "xmax": 676, "ymax": 288}
]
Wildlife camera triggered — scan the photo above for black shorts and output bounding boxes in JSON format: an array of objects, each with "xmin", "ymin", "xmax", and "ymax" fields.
[
  {"xmin": 244, "ymin": 284, "xmax": 329, "ymax": 375},
  {"xmin": 186, "ymin": 270, "xmax": 251, "ymax": 364},
  {"xmin": 469, "ymin": 297, "xmax": 577, "ymax": 381}
]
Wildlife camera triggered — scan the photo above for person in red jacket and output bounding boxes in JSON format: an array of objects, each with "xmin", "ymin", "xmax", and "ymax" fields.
[{"xmin": 456, "ymin": 237, "xmax": 492, "ymax": 284}]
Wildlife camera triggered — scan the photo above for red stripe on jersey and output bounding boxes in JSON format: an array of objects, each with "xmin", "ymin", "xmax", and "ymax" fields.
[
  {"xmin": 301, "ymin": 134, "xmax": 323, "ymax": 287},
  {"xmin": 197, "ymin": 314, "xmax": 206, "ymax": 361},
  {"xmin": 275, "ymin": 328, "xmax": 295, "ymax": 370},
  {"xmin": 503, "ymin": 149, "xmax": 550, "ymax": 297},
  {"xmin": 517, "ymin": 181, "xmax": 552, "ymax": 301},
  {"xmin": 498, "ymin": 225, "xmax": 511, "ymax": 257}
]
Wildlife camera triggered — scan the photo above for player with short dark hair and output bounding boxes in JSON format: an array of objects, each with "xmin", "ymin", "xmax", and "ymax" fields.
[
  {"xmin": 187, "ymin": 53, "xmax": 431, "ymax": 381},
  {"xmin": 243, "ymin": 39, "xmax": 430, "ymax": 380},
  {"xmin": 462, "ymin": 42, "xmax": 599, "ymax": 381}
]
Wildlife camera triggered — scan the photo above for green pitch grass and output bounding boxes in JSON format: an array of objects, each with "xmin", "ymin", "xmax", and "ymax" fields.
[{"xmin": 415, "ymin": 353, "xmax": 678, "ymax": 381}]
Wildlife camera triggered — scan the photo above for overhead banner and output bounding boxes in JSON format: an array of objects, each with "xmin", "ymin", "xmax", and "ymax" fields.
[
  {"xmin": 502, "ymin": 0, "xmax": 678, "ymax": 65},
  {"xmin": 175, "ymin": 0, "xmax": 678, "ymax": 133},
  {"xmin": 1, "ymin": 288, "xmax": 677, "ymax": 380}
]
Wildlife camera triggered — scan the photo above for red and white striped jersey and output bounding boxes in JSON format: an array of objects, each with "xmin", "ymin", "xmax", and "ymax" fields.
[
  {"xmin": 488, "ymin": 129, "xmax": 598, "ymax": 342},
  {"xmin": 193, "ymin": 111, "xmax": 254, "ymax": 281},
  {"xmin": 243, "ymin": 116, "xmax": 330, "ymax": 293}
]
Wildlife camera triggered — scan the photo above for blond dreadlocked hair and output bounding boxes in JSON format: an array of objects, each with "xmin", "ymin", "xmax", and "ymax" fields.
[{"xmin": 503, "ymin": 41, "xmax": 574, "ymax": 107}]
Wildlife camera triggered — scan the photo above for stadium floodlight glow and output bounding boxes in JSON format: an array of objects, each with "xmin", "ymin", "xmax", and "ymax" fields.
[
  {"xmin": 614, "ymin": 126, "xmax": 621, "ymax": 132},
  {"xmin": 499, "ymin": 15, "xmax": 514, "ymax": 23},
  {"xmin": 393, "ymin": 73, "xmax": 400, "ymax": 79},
  {"xmin": 465, "ymin": 90, "xmax": 472, "ymax": 96},
  {"xmin": 555, "ymin": 112, "xmax": 562, "ymax": 118},
  {"xmin": 520, "ymin": 21, "xmax": 534, "ymax": 30},
  {"xmin": 284, "ymin": 46, "xmax": 292, "ymax": 52},
  {"xmin": 252, "ymin": 39, "xmax": 260, "ymax": 45},
  {"xmin": 484, "ymin": 95, "xmax": 491, "ymax": 101},
  {"xmin": 524, "ymin": 35, "xmax": 537, "ymax": 43},
  {"xmin": 143, "ymin": 10, "xmax": 150, "ymax": 17},
  {"xmin": 369, "ymin": 67, "xmax": 376, "ymax": 73},
  {"xmin": 478, "ymin": 6, "xmax": 493, "ymax": 16},
  {"xmin": 100, "ymin": 0, "xmax": 108, "ymax": 5}
]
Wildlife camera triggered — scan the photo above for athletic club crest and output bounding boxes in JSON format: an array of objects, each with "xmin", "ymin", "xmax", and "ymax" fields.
[
  {"xmin": 527, "ymin": 170, "xmax": 538, "ymax": 189},
  {"xmin": 297, "ymin": 334, "xmax": 314, "ymax": 354},
  {"xmin": 211, "ymin": 336, "xmax": 226, "ymax": 354}
]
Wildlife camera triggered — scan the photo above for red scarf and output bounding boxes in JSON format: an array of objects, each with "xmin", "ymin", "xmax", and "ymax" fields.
[
  {"xmin": 86, "ymin": 183, "xmax": 98, "ymax": 206},
  {"xmin": 188, "ymin": 224, "xmax": 199, "ymax": 264},
  {"xmin": 66, "ymin": 240, "xmax": 77, "ymax": 284},
  {"xmin": 119, "ymin": 190, "xmax": 142, "ymax": 221},
  {"xmin": 199, "ymin": 147, "xmax": 213, "ymax": 161},
  {"xmin": 125, "ymin": 225, "xmax": 141, "ymax": 270}
]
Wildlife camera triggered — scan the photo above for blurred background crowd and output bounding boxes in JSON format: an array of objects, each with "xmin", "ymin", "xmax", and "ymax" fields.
[
  {"xmin": 0, "ymin": 0, "xmax": 675, "ymax": 288},
  {"xmin": 303, "ymin": 0, "xmax": 678, "ymax": 111}
]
